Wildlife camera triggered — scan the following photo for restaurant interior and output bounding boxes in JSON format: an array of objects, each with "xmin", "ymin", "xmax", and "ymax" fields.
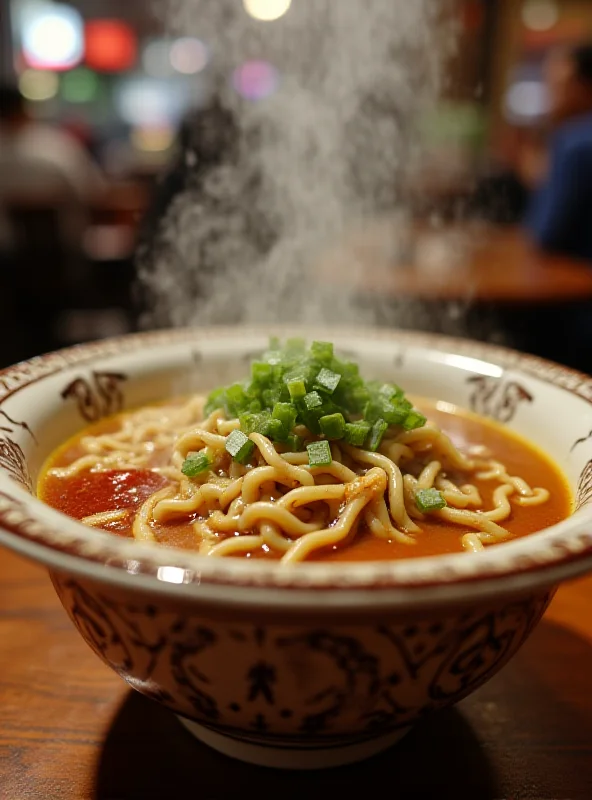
[
  {"xmin": 3, "ymin": 3, "xmax": 592, "ymax": 797},
  {"xmin": 1, "ymin": 0, "xmax": 591, "ymax": 370}
]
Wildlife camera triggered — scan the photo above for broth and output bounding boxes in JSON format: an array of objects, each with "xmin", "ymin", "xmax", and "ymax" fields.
[{"xmin": 38, "ymin": 399, "xmax": 572, "ymax": 563}]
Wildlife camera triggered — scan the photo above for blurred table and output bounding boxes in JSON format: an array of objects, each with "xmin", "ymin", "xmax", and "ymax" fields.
[
  {"xmin": 1, "ymin": 548, "xmax": 592, "ymax": 800},
  {"xmin": 318, "ymin": 222, "xmax": 592, "ymax": 304}
]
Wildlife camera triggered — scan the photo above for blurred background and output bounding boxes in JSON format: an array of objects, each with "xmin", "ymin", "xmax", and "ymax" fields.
[{"xmin": 1, "ymin": 0, "xmax": 592, "ymax": 370}]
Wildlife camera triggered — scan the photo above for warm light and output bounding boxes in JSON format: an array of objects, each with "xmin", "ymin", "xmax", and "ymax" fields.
[
  {"xmin": 22, "ymin": 3, "xmax": 84, "ymax": 70},
  {"xmin": 170, "ymin": 38, "xmax": 209, "ymax": 75},
  {"xmin": 243, "ymin": 0, "xmax": 292, "ymax": 22},
  {"xmin": 233, "ymin": 60, "xmax": 279, "ymax": 100},
  {"xmin": 19, "ymin": 69, "xmax": 59, "ymax": 101},
  {"xmin": 131, "ymin": 126, "xmax": 175, "ymax": 153},
  {"xmin": 521, "ymin": 0, "xmax": 559, "ymax": 32},
  {"xmin": 61, "ymin": 68, "xmax": 99, "ymax": 103},
  {"xmin": 85, "ymin": 20, "xmax": 137, "ymax": 72},
  {"xmin": 143, "ymin": 39, "xmax": 174, "ymax": 78},
  {"xmin": 505, "ymin": 80, "xmax": 549, "ymax": 121}
]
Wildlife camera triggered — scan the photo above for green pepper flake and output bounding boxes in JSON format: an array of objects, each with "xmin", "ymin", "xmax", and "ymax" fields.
[
  {"xmin": 315, "ymin": 367, "xmax": 341, "ymax": 395},
  {"xmin": 415, "ymin": 488, "xmax": 447, "ymax": 513},
  {"xmin": 225, "ymin": 429, "xmax": 255, "ymax": 464},
  {"xmin": 319, "ymin": 412, "xmax": 346, "ymax": 440},
  {"xmin": 307, "ymin": 439, "xmax": 333, "ymax": 467},
  {"xmin": 181, "ymin": 451, "xmax": 211, "ymax": 477},
  {"xmin": 303, "ymin": 391, "xmax": 323, "ymax": 411}
]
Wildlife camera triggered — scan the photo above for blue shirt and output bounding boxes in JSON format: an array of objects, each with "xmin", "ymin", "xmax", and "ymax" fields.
[{"xmin": 527, "ymin": 113, "xmax": 592, "ymax": 262}]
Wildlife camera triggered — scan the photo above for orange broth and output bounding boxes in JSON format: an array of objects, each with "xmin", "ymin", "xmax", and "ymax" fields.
[{"xmin": 37, "ymin": 400, "xmax": 572, "ymax": 562}]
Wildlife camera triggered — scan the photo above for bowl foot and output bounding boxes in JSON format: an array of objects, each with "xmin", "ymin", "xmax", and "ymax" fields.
[{"xmin": 177, "ymin": 716, "xmax": 411, "ymax": 770}]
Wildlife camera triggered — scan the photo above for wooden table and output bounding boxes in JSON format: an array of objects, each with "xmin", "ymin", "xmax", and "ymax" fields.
[
  {"xmin": 318, "ymin": 223, "xmax": 592, "ymax": 304},
  {"xmin": 1, "ymin": 549, "xmax": 592, "ymax": 799}
]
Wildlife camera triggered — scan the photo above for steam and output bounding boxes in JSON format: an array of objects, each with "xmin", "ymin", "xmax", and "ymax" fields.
[{"xmin": 139, "ymin": 0, "xmax": 456, "ymax": 329}]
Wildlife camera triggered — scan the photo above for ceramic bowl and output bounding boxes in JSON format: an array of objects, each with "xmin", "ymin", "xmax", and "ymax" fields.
[{"xmin": 1, "ymin": 327, "xmax": 592, "ymax": 770}]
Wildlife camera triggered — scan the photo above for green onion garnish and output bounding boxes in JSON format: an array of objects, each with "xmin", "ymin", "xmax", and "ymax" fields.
[
  {"xmin": 307, "ymin": 440, "xmax": 333, "ymax": 467},
  {"xmin": 415, "ymin": 488, "xmax": 447, "ymax": 513},
  {"xmin": 366, "ymin": 419, "xmax": 388, "ymax": 452},
  {"xmin": 303, "ymin": 391, "xmax": 323, "ymax": 411},
  {"xmin": 403, "ymin": 410, "xmax": 427, "ymax": 431},
  {"xmin": 203, "ymin": 339, "xmax": 426, "ymax": 448},
  {"xmin": 284, "ymin": 433, "xmax": 304, "ymax": 452},
  {"xmin": 310, "ymin": 341, "xmax": 334, "ymax": 363},
  {"xmin": 225, "ymin": 430, "xmax": 255, "ymax": 464},
  {"xmin": 287, "ymin": 379, "xmax": 307, "ymax": 401},
  {"xmin": 343, "ymin": 421, "xmax": 371, "ymax": 447},
  {"xmin": 181, "ymin": 451, "xmax": 211, "ymax": 477},
  {"xmin": 272, "ymin": 402, "xmax": 298, "ymax": 431},
  {"xmin": 315, "ymin": 368, "xmax": 341, "ymax": 395},
  {"xmin": 319, "ymin": 412, "xmax": 346, "ymax": 440}
]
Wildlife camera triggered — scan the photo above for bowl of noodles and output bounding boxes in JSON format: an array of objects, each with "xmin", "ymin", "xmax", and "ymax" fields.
[{"xmin": 1, "ymin": 326, "xmax": 592, "ymax": 770}]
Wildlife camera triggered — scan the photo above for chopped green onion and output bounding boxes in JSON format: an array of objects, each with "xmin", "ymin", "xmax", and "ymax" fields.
[
  {"xmin": 272, "ymin": 402, "xmax": 298, "ymax": 431},
  {"xmin": 366, "ymin": 419, "xmax": 388, "ymax": 452},
  {"xmin": 403, "ymin": 410, "xmax": 427, "ymax": 431},
  {"xmin": 251, "ymin": 362, "xmax": 272, "ymax": 385},
  {"xmin": 286, "ymin": 337, "xmax": 306, "ymax": 353},
  {"xmin": 319, "ymin": 412, "xmax": 346, "ymax": 440},
  {"xmin": 343, "ymin": 421, "xmax": 371, "ymax": 447},
  {"xmin": 181, "ymin": 451, "xmax": 211, "ymax": 477},
  {"xmin": 307, "ymin": 440, "xmax": 333, "ymax": 467},
  {"xmin": 415, "ymin": 488, "xmax": 447, "ymax": 513},
  {"xmin": 303, "ymin": 391, "xmax": 323, "ymax": 411},
  {"xmin": 310, "ymin": 341, "xmax": 334, "ymax": 363},
  {"xmin": 206, "ymin": 339, "xmax": 426, "ymax": 451},
  {"xmin": 262, "ymin": 387, "xmax": 282, "ymax": 408},
  {"xmin": 287, "ymin": 379, "xmax": 307, "ymax": 401},
  {"xmin": 315, "ymin": 368, "xmax": 341, "ymax": 395},
  {"xmin": 204, "ymin": 387, "xmax": 227, "ymax": 417},
  {"xmin": 225, "ymin": 430, "xmax": 255, "ymax": 464},
  {"xmin": 284, "ymin": 433, "xmax": 304, "ymax": 452}
]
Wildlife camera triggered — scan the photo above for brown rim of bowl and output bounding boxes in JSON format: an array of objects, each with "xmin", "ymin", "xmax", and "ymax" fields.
[{"xmin": 1, "ymin": 325, "xmax": 592, "ymax": 597}]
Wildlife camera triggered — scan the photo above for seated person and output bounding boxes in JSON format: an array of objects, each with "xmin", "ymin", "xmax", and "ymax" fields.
[{"xmin": 526, "ymin": 42, "xmax": 592, "ymax": 262}]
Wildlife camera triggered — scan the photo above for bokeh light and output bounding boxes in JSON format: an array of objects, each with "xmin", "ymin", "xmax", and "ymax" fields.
[
  {"xmin": 61, "ymin": 68, "xmax": 100, "ymax": 104},
  {"xmin": 521, "ymin": 0, "xmax": 559, "ymax": 32},
  {"xmin": 233, "ymin": 60, "xmax": 279, "ymax": 100},
  {"xmin": 131, "ymin": 126, "xmax": 176, "ymax": 153},
  {"xmin": 143, "ymin": 39, "xmax": 174, "ymax": 78},
  {"xmin": 22, "ymin": 3, "xmax": 84, "ymax": 71},
  {"xmin": 19, "ymin": 69, "xmax": 60, "ymax": 102},
  {"xmin": 85, "ymin": 20, "xmax": 137, "ymax": 72},
  {"xmin": 115, "ymin": 77, "xmax": 187, "ymax": 127},
  {"xmin": 505, "ymin": 80, "xmax": 549, "ymax": 122},
  {"xmin": 170, "ymin": 38, "xmax": 209, "ymax": 75},
  {"xmin": 243, "ymin": 0, "xmax": 292, "ymax": 22}
]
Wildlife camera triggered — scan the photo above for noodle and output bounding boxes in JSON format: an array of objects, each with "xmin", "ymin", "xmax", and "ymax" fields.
[{"xmin": 46, "ymin": 392, "xmax": 553, "ymax": 562}]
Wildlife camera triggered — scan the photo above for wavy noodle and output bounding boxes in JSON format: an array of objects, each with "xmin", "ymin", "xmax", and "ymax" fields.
[{"xmin": 47, "ymin": 394, "xmax": 554, "ymax": 561}]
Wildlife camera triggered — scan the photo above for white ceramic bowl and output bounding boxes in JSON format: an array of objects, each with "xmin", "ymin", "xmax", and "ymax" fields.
[{"xmin": 1, "ymin": 327, "xmax": 592, "ymax": 770}]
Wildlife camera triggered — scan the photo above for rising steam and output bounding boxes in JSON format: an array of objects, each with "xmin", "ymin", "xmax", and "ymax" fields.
[{"xmin": 138, "ymin": 0, "xmax": 455, "ymax": 329}]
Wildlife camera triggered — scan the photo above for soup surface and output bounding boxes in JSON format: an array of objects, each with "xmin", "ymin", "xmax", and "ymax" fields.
[{"xmin": 38, "ymin": 398, "xmax": 571, "ymax": 563}]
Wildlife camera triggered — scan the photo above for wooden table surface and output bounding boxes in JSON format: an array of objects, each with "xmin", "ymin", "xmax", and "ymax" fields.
[
  {"xmin": 318, "ymin": 223, "xmax": 592, "ymax": 304},
  {"xmin": 1, "ymin": 548, "xmax": 592, "ymax": 800}
]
